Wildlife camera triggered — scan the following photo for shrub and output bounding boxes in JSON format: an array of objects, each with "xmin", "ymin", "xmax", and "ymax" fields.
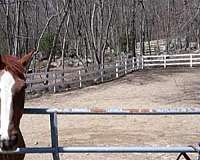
[{"xmin": 38, "ymin": 32, "xmax": 55, "ymax": 57}]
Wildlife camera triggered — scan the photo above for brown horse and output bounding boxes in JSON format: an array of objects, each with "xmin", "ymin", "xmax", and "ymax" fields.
[{"xmin": 0, "ymin": 50, "xmax": 35, "ymax": 160}]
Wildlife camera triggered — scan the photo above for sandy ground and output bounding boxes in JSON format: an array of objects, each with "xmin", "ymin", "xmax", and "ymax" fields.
[{"xmin": 22, "ymin": 67, "xmax": 200, "ymax": 159}]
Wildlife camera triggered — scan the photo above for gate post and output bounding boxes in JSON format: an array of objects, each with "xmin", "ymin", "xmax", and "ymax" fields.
[{"xmin": 50, "ymin": 112, "xmax": 60, "ymax": 160}]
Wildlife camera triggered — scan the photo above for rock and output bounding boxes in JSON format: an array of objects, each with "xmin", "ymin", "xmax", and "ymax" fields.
[{"xmin": 34, "ymin": 141, "xmax": 39, "ymax": 145}]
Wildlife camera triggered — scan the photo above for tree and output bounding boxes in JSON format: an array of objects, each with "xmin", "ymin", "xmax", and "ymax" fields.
[{"xmin": 0, "ymin": 0, "xmax": 199, "ymax": 69}]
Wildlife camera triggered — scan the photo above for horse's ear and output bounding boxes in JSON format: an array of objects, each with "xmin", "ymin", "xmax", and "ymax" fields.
[{"xmin": 19, "ymin": 49, "xmax": 36, "ymax": 68}]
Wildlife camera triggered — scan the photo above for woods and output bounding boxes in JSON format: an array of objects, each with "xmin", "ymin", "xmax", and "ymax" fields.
[{"xmin": 0, "ymin": 0, "xmax": 200, "ymax": 70}]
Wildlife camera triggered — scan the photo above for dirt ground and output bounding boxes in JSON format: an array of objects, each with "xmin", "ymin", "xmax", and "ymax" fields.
[{"xmin": 23, "ymin": 67, "xmax": 200, "ymax": 160}]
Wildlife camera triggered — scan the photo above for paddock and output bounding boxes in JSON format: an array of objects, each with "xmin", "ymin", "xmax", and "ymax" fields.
[{"xmin": 23, "ymin": 67, "xmax": 200, "ymax": 160}]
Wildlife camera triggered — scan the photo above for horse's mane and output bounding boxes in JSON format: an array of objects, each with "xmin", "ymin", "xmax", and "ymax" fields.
[{"xmin": 0, "ymin": 55, "xmax": 25, "ymax": 80}]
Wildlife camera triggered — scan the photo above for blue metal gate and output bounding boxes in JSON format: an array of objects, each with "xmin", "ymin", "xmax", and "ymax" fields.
[{"xmin": 1, "ymin": 107, "xmax": 200, "ymax": 160}]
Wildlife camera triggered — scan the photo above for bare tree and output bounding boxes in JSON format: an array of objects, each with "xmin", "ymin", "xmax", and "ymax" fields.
[
  {"xmin": 14, "ymin": 0, "xmax": 21, "ymax": 56},
  {"xmin": 45, "ymin": 0, "xmax": 71, "ymax": 72},
  {"xmin": 0, "ymin": 0, "xmax": 200, "ymax": 70}
]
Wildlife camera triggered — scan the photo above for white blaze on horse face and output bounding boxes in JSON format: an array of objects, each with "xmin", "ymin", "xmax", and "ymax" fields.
[{"xmin": 0, "ymin": 71, "xmax": 15, "ymax": 140}]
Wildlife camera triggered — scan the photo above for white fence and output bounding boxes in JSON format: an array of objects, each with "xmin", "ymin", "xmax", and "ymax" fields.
[
  {"xmin": 26, "ymin": 53, "xmax": 200, "ymax": 94},
  {"xmin": 26, "ymin": 57, "xmax": 140, "ymax": 93},
  {"xmin": 143, "ymin": 53, "xmax": 200, "ymax": 68}
]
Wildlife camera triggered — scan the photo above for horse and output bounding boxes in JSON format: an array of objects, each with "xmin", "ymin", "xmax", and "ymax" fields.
[{"xmin": 0, "ymin": 50, "xmax": 35, "ymax": 160}]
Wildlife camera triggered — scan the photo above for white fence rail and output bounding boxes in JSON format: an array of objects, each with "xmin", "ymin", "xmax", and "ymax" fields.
[
  {"xmin": 143, "ymin": 53, "xmax": 200, "ymax": 68},
  {"xmin": 26, "ymin": 57, "xmax": 139, "ymax": 94},
  {"xmin": 26, "ymin": 53, "xmax": 200, "ymax": 94}
]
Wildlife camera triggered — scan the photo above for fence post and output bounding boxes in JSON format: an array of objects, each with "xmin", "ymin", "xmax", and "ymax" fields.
[
  {"xmin": 125, "ymin": 58, "xmax": 127, "ymax": 74},
  {"xmin": 137, "ymin": 56, "xmax": 140, "ymax": 69},
  {"xmin": 132, "ymin": 57, "xmax": 135, "ymax": 70},
  {"xmin": 61, "ymin": 70, "xmax": 64, "ymax": 84},
  {"xmin": 30, "ymin": 74, "xmax": 34, "ymax": 93},
  {"xmin": 50, "ymin": 112, "xmax": 60, "ymax": 160},
  {"xmin": 190, "ymin": 54, "xmax": 193, "ymax": 67},
  {"xmin": 78, "ymin": 70, "xmax": 82, "ymax": 88},
  {"xmin": 53, "ymin": 73, "xmax": 57, "ymax": 93},
  {"xmin": 116, "ymin": 62, "xmax": 119, "ymax": 78},
  {"xmin": 164, "ymin": 55, "xmax": 166, "ymax": 68},
  {"xmin": 141, "ymin": 56, "xmax": 144, "ymax": 69},
  {"xmin": 44, "ymin": 71, "xmax": 49, "ymax": 85}
]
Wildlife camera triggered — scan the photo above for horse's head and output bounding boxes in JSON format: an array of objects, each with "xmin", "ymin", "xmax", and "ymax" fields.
[{"xmin": 0, "ymin": 50, "xmax": 34, "ymax": 151}]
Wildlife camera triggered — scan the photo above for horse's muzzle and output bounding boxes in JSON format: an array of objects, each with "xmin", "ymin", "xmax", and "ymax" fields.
[{"xmin": 0, "ymin": 134, "xmax": 18, "ymax": 151}]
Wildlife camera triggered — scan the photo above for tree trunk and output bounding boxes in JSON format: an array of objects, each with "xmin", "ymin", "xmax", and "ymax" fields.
[
  {"xmin": 101, "ymin": 0, "xmax": 116, "ymax": 66},
  {"xmin": 46, "ymin": 1, "xmax": 71, "ymax": 73},
  {"xmin": 14, "ymin": 0, "xmax": 21, "ymax": 56},
  {"xmin": 5, "ymin": 0, "xmax": 13, "ymax": 54},
  {"xmin": 34, "ymin": 1, "xmax": 39, "ymax": 49},
  {"xmin": 140, "ymin": 1, "xmax": 145, "ymax": 55},
  {"xmin": 61, "ymin": 13, "xmax": 70, "ymax": 72},
  {"xmin": 197, "ymin": 27, "xmax": 200, "ymax": 49},
  {"xmin": 22, "ymin": 1, "xmax": 29, "ymax": 54},
  {"xmin": 166, "ymin": 0, "xmax": 171, "ymax": 53},
  {"xmin": 131, "ymin": 0, "xmax": 136, "ymax": 57}
]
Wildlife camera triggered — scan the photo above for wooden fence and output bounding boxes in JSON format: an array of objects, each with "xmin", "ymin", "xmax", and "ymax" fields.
[
  {"xmin": 143, "ymin": 53, "xmax": 200, "ymax": 68},
  {"xmin": 26, "ymin": 57, "xmax": 139, "ymax": 93},
  {"xmin": 135, "ymin": 38, "xmax": 197, "ymax": 55},
  {"xmin": 26, "ymin": 53, "xmax": 200, "ymax": 94}
]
